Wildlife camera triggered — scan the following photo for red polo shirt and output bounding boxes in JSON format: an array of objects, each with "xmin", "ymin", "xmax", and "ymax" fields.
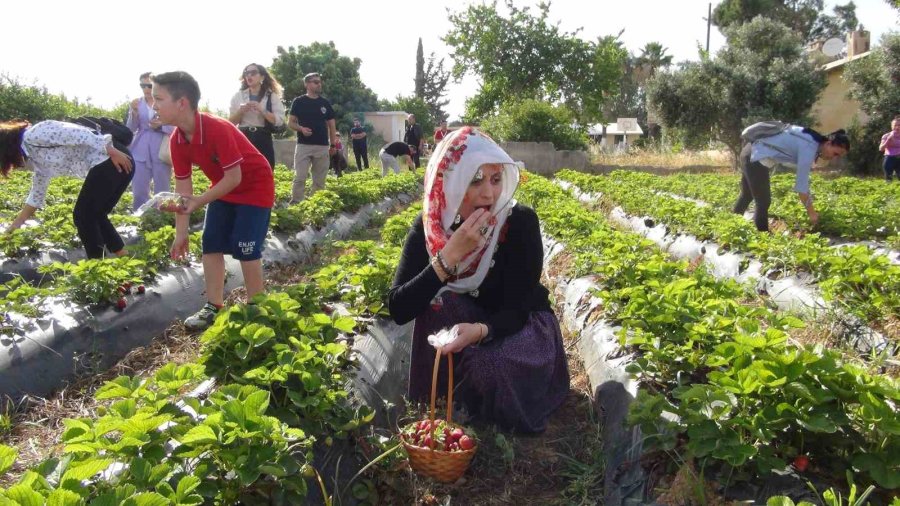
[{"xmin": 171, "ymin": 112, "xmax": 275, "ymax": 208}]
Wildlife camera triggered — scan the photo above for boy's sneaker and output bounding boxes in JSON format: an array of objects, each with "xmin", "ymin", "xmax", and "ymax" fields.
[{"xmin": 184, "ymin": 302, "xmax": 220, "ymax": 331}]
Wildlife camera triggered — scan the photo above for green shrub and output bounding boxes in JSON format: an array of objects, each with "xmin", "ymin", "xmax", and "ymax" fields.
[
  {"xmin": 0, "ymin": 74, "xmax": 127, "ymax": 122},
  {"xmin": 481, "ymin": 99, "xmax": 589, "ymax": 151}
]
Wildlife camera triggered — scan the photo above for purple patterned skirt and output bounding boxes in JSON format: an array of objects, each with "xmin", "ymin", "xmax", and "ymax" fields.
[{"xmin": 408, "ymin": 292, "xmax": 570, "ymax": 433}]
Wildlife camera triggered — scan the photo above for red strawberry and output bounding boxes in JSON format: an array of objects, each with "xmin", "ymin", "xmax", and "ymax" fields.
[
  {"xmin": 136, "ymin": 285, "xmax": 145, "ymax": 294},
  {"xmin": 422, "ymin": 435, "xmax": 433, "ymax": 448},
  {"xmin": 459, "ymin": 435, "xmax": 474, "ymax": 451},
  {"xmin": 451, "ymin": 428, "xmax": 464, "ymax": 441},
  {"xmin": 117, "ymin": 287, "xmax": 127, "ymax": 295},
  {"xmin": 793, "ymin": 455, "xmax": 809, "ymax": 472},
  {"xmin": 116, "ymin": 298, "xmax": 127, "ymax": 310}
]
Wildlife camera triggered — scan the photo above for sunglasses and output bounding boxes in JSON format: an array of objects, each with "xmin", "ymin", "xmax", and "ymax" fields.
[
  {"xmin": 243, "ymin": 69, "xmax": 260, "ymax": 77},
  {"xmin": 139, "ymin": 83, "xmax": 153, "ymax": 89}
]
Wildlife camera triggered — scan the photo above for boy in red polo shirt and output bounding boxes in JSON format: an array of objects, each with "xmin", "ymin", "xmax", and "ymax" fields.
[{"xmin": 151, "ymin": 71, "xmax": 275, "ymax": 331}]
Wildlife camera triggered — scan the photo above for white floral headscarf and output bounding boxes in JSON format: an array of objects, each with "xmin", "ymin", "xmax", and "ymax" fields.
[{"xmin": 423, "ymin": 127, "xmax": 521, "ymax": 294}]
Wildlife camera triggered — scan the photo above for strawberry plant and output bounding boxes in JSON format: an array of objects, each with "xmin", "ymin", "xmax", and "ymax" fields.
[
  {"xmin": 381, "ymin": 202, "xmax": 423, "ymax": 247},
  {"xmin": 517, "ymin": 172, "xmax": 899, "ymax": 491},
  {"xmin": 558, "ymin": 170, "xmax": 900, "ymax": 326},
  {"xmin": 39, "ymin": 257, "xmax": 146, "ymax": 306}
]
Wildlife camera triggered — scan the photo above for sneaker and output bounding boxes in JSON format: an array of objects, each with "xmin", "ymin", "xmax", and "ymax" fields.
[{"xmin": 184, "ymin": 302, "xmax": 220, "ymax": 331}]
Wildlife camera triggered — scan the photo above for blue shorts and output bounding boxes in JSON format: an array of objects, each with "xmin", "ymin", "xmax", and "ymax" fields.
[{"xmin": 202, "ymin": 200, "xmax": 271, "ymax": 261}]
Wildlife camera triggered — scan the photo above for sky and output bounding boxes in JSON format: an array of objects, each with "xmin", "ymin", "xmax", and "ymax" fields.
[{"xmin": 2, "ymin": 0, "xmax": 897, "ymax": 121}]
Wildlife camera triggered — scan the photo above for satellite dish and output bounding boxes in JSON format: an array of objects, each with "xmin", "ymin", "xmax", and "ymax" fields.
[{"xmin": 822, "ymin": 37, "xmax": 845, "ymax": 57}]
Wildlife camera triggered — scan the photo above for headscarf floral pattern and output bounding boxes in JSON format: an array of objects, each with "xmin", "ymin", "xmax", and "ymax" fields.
[{"xmin": 423, "ymin": 126, "xmax": 520, "ymax": 295}]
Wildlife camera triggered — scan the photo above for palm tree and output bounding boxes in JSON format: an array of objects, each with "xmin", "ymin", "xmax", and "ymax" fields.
[{"xmin": 635, "ymin": 42, "xmax": 674, "ymax": 82}]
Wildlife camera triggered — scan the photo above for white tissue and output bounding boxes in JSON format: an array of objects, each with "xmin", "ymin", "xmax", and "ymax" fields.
[{"xmin": 427, "ymin": 326, "xmax": 460, "ymax": 349}]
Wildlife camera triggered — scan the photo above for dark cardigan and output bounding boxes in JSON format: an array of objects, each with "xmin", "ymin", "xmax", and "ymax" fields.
[{"xmin": 388, "ymin": 204, "xmax": 552, "ymax": 340}]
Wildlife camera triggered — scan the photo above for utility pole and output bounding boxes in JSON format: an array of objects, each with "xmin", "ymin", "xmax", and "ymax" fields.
[{"xmin": 706, "ymin": 3, "xmax": 712, "ymax": 54}]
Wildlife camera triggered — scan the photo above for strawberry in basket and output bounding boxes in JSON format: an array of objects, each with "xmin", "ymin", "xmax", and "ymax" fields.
[
  {"xmin": 400, "ymin": 347, "xmax": 478, "ymax": 483},
  {"xmin": 401, "ymin": 419, "xmax": 477, "ymax": 453}
]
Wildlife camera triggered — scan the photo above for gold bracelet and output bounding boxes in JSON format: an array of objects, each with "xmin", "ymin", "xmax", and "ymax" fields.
[{"xmin": 477, "ymin": 323, "xmax": 488, "ymax": 343}]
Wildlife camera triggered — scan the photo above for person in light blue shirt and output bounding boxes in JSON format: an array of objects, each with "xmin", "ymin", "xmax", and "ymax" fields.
[{"xmin": 732, "ymin": 125, "xmax": 850, "ymax": 231}]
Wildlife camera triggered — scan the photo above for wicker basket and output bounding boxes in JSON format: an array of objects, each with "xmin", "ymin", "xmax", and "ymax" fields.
[{"xmin": 402, "ymin": 349, "xmax": 477, "ymax": 483}]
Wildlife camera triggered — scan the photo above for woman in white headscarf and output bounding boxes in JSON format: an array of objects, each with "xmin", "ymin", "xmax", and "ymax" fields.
[{"xmin": 388, "ymin": 127, "xmax": 569, "ymax": 433}]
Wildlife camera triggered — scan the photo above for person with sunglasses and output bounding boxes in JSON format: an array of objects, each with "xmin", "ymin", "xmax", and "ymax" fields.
[
  {"xmin": 287, "ymin": 72, "xmax": 338, "ymax": 204},
  {"xmin": 127, "ymin": 72, "xmax": 174, "ymax": 211},
  {"xmin": 229, "ymin": 64, "xmax": 285, "ymax": 170}
]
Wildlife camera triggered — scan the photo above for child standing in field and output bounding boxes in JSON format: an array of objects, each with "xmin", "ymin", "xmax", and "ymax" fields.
[
  {"xmin": 879, "ymin": 116, "xmax": 900, "ymax": 182},
  {"xmin": 151, "ymin": 71, "xmax": 275, "ymax": 331}
]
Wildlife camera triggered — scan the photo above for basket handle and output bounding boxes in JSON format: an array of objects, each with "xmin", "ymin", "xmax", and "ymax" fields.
[{"xmin": 428, "ymin": 346, "xmax": 454, "ymax": 450}]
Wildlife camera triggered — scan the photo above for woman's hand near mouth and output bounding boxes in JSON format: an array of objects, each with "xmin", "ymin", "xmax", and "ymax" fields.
[{"xmin": 442, "ymin": 208, "xmax": 493, "ymax": 266}]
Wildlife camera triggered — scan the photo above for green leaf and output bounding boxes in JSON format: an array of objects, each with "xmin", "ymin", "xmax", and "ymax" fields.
[
  {"xmin": 46, "ymin": 489, "xmax": 83, "ymax": 506},
  {"xmin": 766, "ymin": 498, "xmax": 796, "ymax": 506},
  {"xmin": 333, "ymin": 316, "xmax": 356, "ymax": 333},
  {"xmin": 796, "ymin": 414, "xmax": 838, "ymax": 433},
  {"xmin": 122, "ymin": 493, "xmax": 170, "ymax": 506},
  {"xmin": 174, "ymin": 475, "xmax": 201, "ymax": 501},
  {"xmin": 243, "ymin": 389, "xmax": 270, "ymax": 417},
  {"xmin": 179, "ymin": 425, "xmax": 218, "ymax": 445},
  {"xmin": 60, "ymin": 457, "xmax": 114, "ymax": 482},
  {"xmin": 0, "ymin": 445, "xmax": 18, "ymax": 475},
  {"xmin": 3, "ymin": 484, "xmax": 44, "ymax": 506}
]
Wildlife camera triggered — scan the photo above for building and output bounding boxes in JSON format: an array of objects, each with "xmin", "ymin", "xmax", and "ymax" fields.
[
  {"xmin": 587, "ymin": 122, "xmax": 644, "ymax": 149},
  {"xmin": 811, "ymin": 30, "xmax": 871, "ymax": 134},
  {"xmin": 361, "ymin": 111, "xmax": 408, "ymax": 143}
]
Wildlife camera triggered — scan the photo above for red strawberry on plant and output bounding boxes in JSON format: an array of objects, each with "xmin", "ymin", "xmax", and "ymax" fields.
[
  {"xmin": 793, "ymin": 455, "xmax": 809, "ymax": 472},
  {"xmin": 116, "ymin": 298, "xmax": 127, "ymax": 310},
  {"xmin": 136, "ymin": 285, "xmax": 145, "ymax": 294}
]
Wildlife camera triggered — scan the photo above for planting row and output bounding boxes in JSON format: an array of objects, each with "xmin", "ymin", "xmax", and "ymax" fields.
[
  {"xmin": 557, "ymin": 170, "xmax": 900, "ymax": 332},
  {"xmin": 517, "ymin": 173, "xmax": 899, "ymax": 492},
  {"xmin": 0, "ymin": 169, "xmax": 421, "ymax": 333},
  {"xmin": 637, "ymin": 171, "xmax": 900, "ymax": 246},
  {"xmin": 0, "ymin": 198, "xmax": 421, "ymax": 504}
]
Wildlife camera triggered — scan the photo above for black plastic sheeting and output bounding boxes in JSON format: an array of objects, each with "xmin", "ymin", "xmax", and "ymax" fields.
[
  {"xmin": 305, "ymin": 317, "xmax": 413, "ymax": 505},
  {"xmin": 0, "ymin": 193, "xmax": 417, "ymax": 401}
]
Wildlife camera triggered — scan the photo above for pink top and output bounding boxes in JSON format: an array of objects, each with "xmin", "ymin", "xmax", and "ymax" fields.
[{"xmin": 882, "ymin": 131, "xmax": 900, "ymax": 156}]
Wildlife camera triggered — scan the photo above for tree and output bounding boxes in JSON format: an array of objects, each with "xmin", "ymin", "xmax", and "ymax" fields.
[
  {"xmin": 635, "ymin": 42, "xmax": 674, "ymax": 81},
  {"xmin": 713, "ymin": 0, "xmax": 859, "ymax": 42},
  {"xmin": 414, "ymin": 38, "xmax": 425, "ymax": 99},
  {"xmin": 443, "ymin": 0, "xmax": 625, "ymax": 123},
  {"xmin": 809, "ymin": 1, "xmax": 859, "ymax": 41},
  {"xmin": 421, "ymin": 53, "xmax": 451, "ymax": 123},
  {"xmin": 646, "ymin": 17, "xmax": 826, "ymax": 164},
  {"xmin": 269, "ymin": 42, "xmax": 379, "ymax": 134},
  {"xmin": 601, "ymin": 53, "xmax": 645, "ymax": 126},
  {"xmin": 480, "ymin": 99, "xmax": 588, "ymax": 151},
  {"xmin": 413, "ymin": 38, "xmax": 451, "ymax": 123},
  {"xmin": 844, "ymin": 32, "xmax": 900, "ymax": 174}
]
